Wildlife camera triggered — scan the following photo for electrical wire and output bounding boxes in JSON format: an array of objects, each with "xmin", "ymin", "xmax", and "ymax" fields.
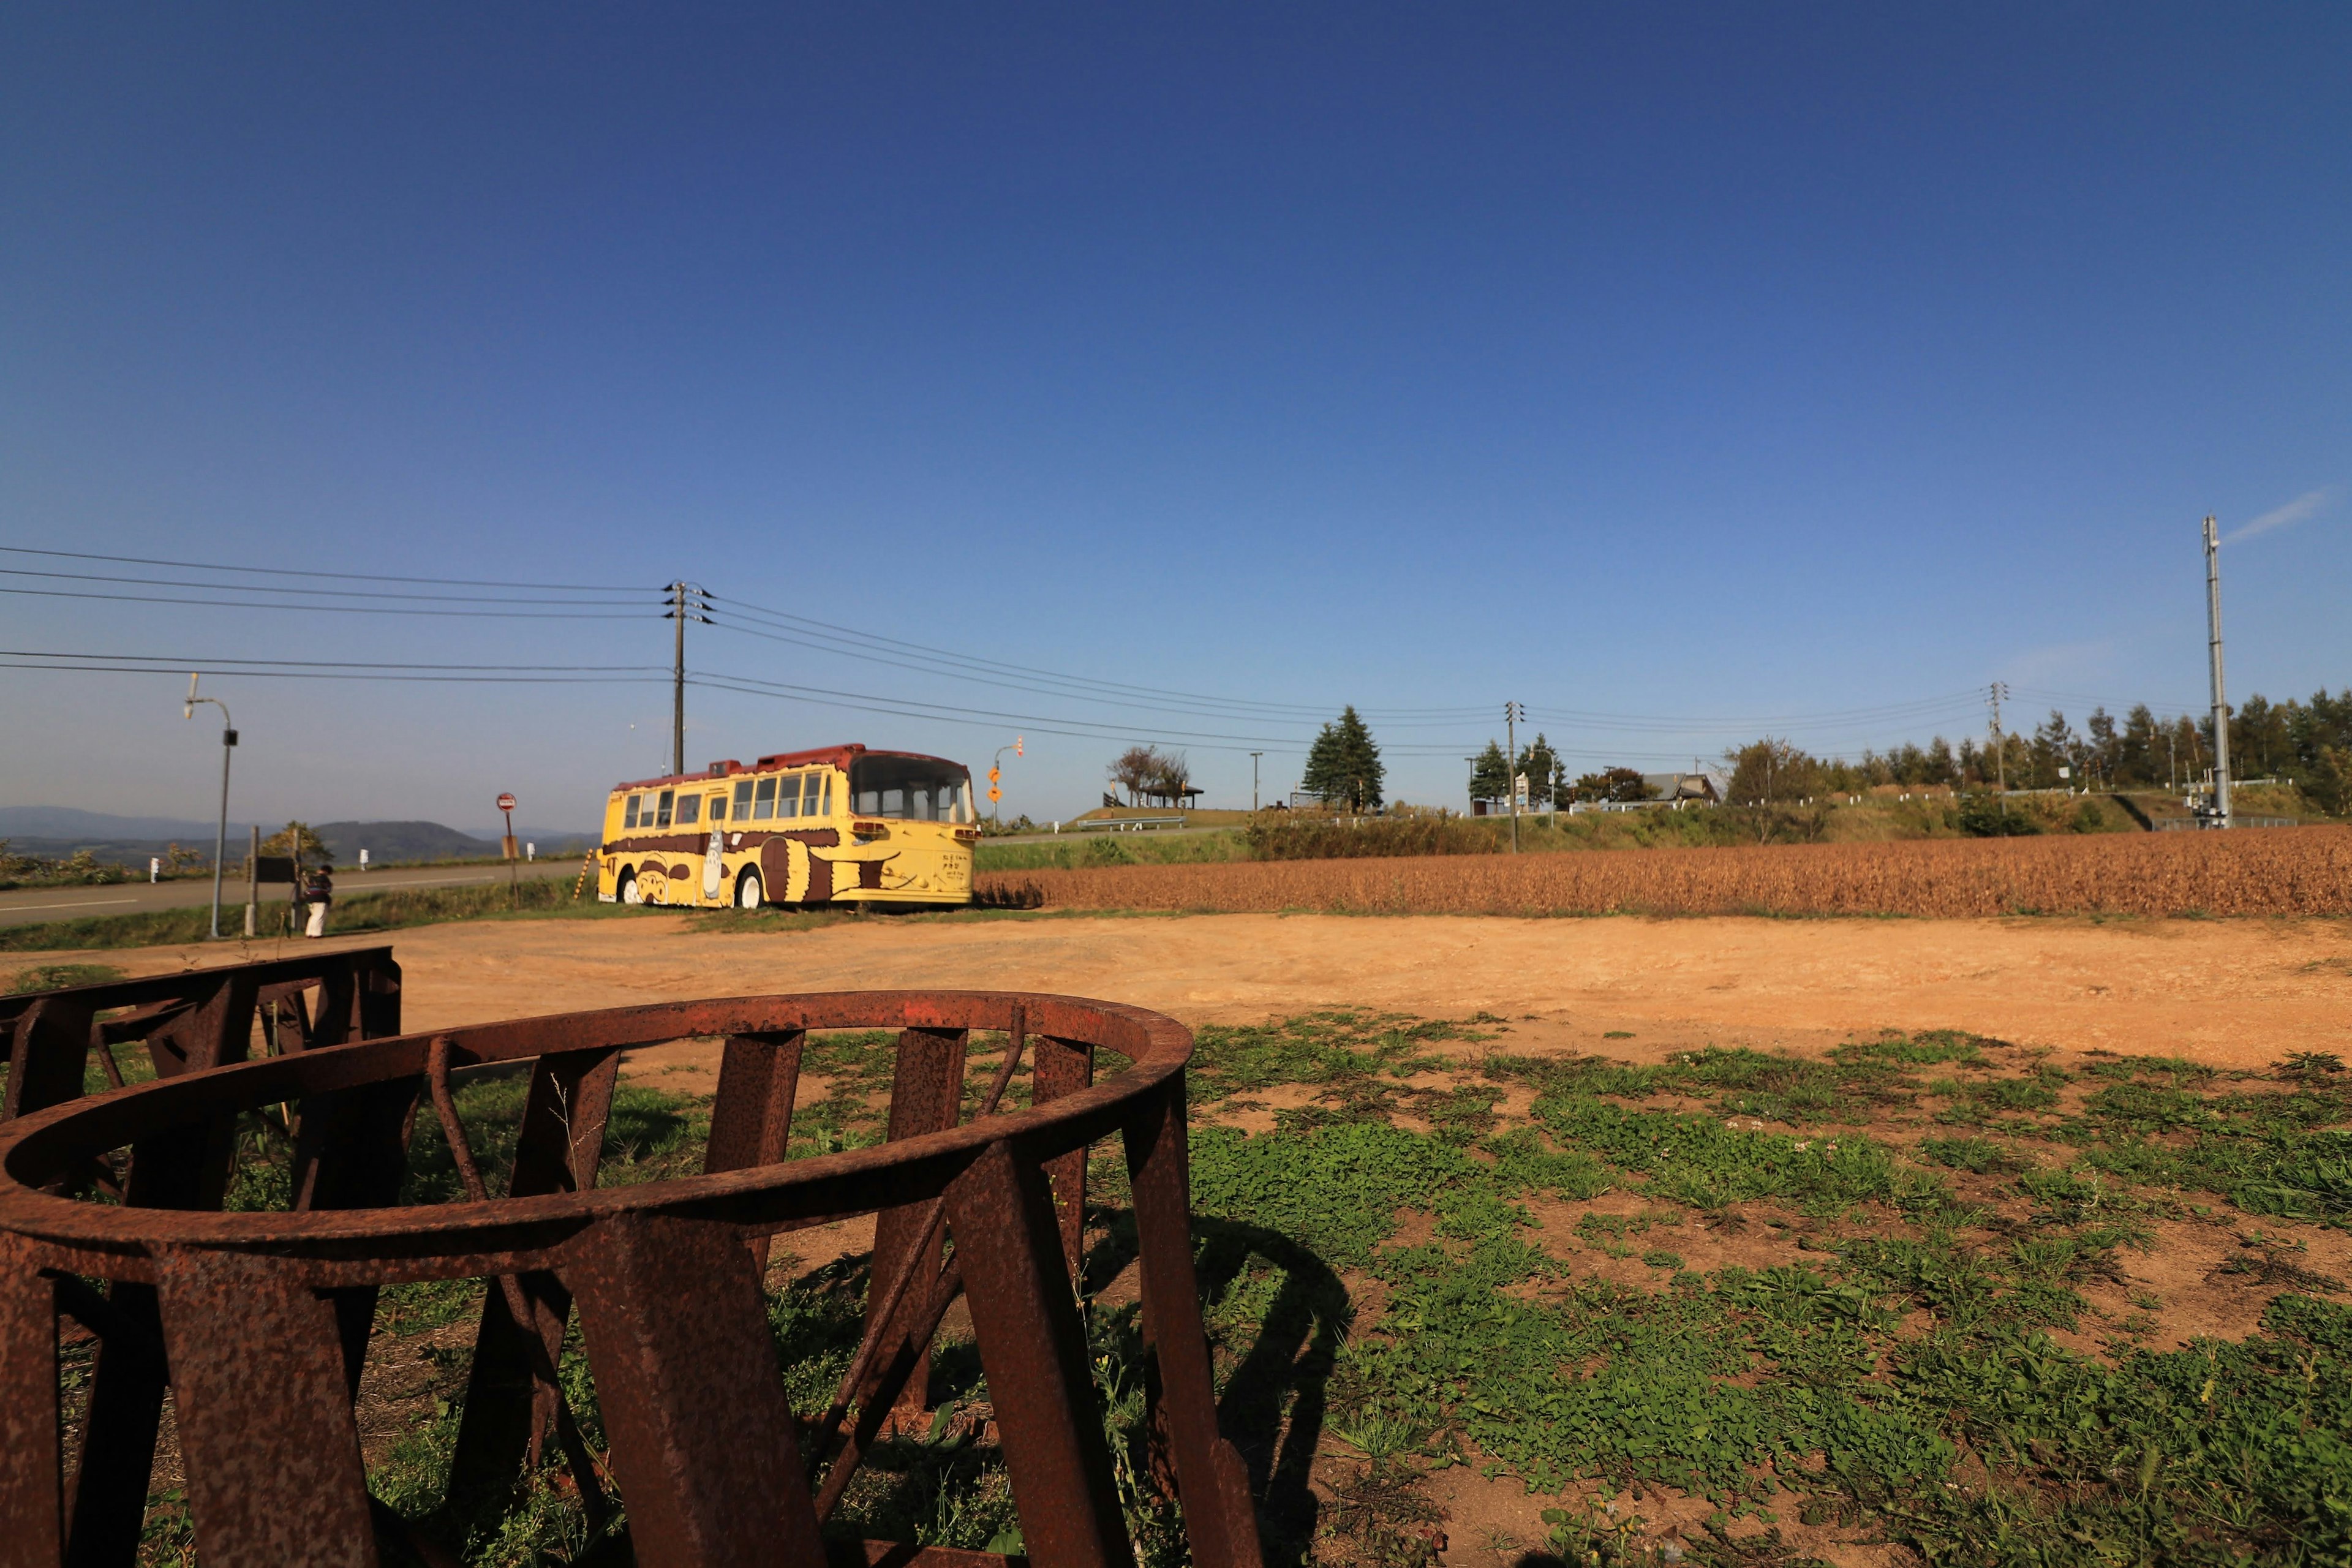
[
  {"xmin": 0, "ymin": 566, "xmax": 650, "ymax": 607},
  {"xmin": 0, "ymin": 586, "xmax": 649, "ymax": 619},
  {"xmin": 706, "ymin": 595, "xmax": 1488, "ymax": 721},
  {"xmin": 0, "ymin": 543, "xmax": 648, "ymax": 594}
]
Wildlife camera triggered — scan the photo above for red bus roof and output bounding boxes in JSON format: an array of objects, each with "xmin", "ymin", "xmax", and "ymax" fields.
[{"xmin": 609, "ymin": 744, "xmax": 966, "ymax": 794}]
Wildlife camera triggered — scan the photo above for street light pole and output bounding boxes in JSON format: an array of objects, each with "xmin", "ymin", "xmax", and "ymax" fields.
[
  {"xmin": 1250, "ymin": 752, "xmax": 1262, "ymax": 812},
  {"xmin": 185, "ymin": 675, "xmax": 237, "ymax": 940}
]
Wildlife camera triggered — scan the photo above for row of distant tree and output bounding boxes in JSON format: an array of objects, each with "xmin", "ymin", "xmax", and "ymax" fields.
[
  {"xmin": 1101, "ymin": 687, "xmax": 2352, "ymax": 819},
  {"xmin": 1717, "ymin": 688, "xmax": 2352, "ymax": 813}
]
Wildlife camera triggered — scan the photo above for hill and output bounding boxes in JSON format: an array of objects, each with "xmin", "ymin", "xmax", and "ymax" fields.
[{"xmin": 313, "ymin": 821, "xmax": 499, "ymax": 865}]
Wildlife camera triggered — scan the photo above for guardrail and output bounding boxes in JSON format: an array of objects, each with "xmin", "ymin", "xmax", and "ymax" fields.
[{"xmin": 1073, "ymin": 816, "xmax": 1186, "ymax": 832}]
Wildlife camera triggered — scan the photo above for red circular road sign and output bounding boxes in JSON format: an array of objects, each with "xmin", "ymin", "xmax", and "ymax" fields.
[{"xmin": 496, "ymin": 793, "xmax": 517, "ymax": 812}]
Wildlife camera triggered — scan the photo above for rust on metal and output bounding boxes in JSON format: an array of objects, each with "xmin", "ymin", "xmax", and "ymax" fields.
[{"xmin": 0, "ymin": 987, "xmax": 1264, "ymax": 1568}]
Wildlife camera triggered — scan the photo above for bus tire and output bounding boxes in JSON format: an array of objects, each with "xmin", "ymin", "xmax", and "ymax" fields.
[
  {"xmin": 736, "ymin": 870, "xmax": 763, "ymax": 910},
  {"xmin": 619, "ymin": 870, "xmax": 641, "ymax": 905}
]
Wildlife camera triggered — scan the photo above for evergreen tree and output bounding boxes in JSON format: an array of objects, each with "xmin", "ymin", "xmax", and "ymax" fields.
[
  {"xmin": 1517, "ymin": 733, "xmax": 1561, "ymax": 807},
  {"xmin": 1468, "ymin": 741, "xmax": 1510, "ymax": 805},
  {"xmin": 1302, "ymin": 706, "xmax": 1385, "ymax": 812}
]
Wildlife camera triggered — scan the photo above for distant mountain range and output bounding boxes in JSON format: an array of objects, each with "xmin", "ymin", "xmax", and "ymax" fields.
[{"xmin": 0, "ymin": 807, "xmax": 595, "ymax": 867}]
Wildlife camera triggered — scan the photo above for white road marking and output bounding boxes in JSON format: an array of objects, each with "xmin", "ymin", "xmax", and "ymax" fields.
[{"xmin": 2, "ymin": 897, "xmax": 140, "ymax": 911}]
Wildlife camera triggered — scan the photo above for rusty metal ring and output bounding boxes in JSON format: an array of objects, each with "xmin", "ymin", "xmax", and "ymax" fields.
[
  {"xmin": 0, "ymin": 990, "xmax": 1186, "ymax": 1284},
  {"xmin": 0, "ymin": 989, "xmax": 1269, "ymax": 1568}
]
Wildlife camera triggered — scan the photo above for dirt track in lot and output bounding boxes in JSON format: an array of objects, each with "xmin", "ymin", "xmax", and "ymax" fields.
[{"xmin": 59, "ymin": 908, "xmax": 2352, "ymax": 1070}]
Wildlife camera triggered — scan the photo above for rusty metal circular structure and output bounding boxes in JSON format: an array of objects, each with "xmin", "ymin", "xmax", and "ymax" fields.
[{"xmin": 0, "ymin": 989, "xmax": 1265, "ymax": 1568}]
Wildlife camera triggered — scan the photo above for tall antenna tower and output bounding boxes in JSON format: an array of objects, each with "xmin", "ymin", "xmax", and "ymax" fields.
[{"xmin": 2203, "ymin": 516, "xmax": 2232, "ymax": 829}]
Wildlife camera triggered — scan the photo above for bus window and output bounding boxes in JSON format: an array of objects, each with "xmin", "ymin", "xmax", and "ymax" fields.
[
  {"xmin": 732, "ymin": 779, "xmax": 753, "ymax": 819},
  {"xmin": 624, "ymin": 793, "xmax": 643, "ymax": 830},
  {"xmin": 769, "ymin": 775, "xmax": 793, "ymax": 820},
  {"xmin": 813, "ymin": 774, "xmax": 831, "ymax": 817},
  {"xmin": 709, "ymin": 793, "xmax": 726, "ymax": 821},
  {"xmin": 677, "ymin": 794, "xmax": 701, "ymax": 826},
  {"xmin": 655, "ymin": 789, "xmax": 674, "ymax": 828},
  {"xmin": 752, "ymin": 777, "xmax": 775, "ymax": 819},
  {"xmin": 848, "ymin": 756, "xmax": 966, "ymax": 821}
]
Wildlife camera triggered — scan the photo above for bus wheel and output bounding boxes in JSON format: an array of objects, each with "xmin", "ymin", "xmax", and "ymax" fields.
[
  {"xmin": 736, "ymin": 870, "xmax": 764, "ymax": 910},
  {"xmin": 619, "ymin": 871, "xmax": 642, "ymax": 905}
]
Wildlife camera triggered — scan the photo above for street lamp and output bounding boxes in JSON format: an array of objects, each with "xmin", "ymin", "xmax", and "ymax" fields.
[
  {"xmin": 989, "ymin": 736, "xmax": 1023, "ymax": 824},
  {"xmin": 184, "ymin": 674, "xmax": 237, "ymax": 940}
]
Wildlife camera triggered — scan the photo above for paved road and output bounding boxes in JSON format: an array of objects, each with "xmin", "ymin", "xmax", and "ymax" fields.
[{"xmin": 0, "ymin": 860, "xmax": 576, "ymax": 929}]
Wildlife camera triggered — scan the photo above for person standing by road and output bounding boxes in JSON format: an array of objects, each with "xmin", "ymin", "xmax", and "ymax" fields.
[{"xmin": 303, "ymin": 864, "xmax": 334, "ymax": 938}]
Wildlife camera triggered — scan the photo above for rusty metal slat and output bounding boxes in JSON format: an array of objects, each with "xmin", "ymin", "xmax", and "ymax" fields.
[
  {"xmin": 706, "ymin": 1030, "xmax": 804, "ymax": 1174},
  {"xmin": 62, "ymin": 1073, "xmax": 248, "ymax": 1568},
  {"xmin": 868, "ymin": 1026, "xmax": 966, "ymax": 1430},
  {"xmin": 448, "ymin": 1046, "xmax": 619, "ymax": 1506},
  {"xmin": 566, "ymin": 1211, "xmax": 829, "ymax": 1568},
  {"xmin": 154, "ymin": 1246, "xmax": 377, "ymax": 1567},
  {"xmin": 6, "ymin": 998, "xmax": 96, "ymax": 1125},
  {"xmin": 290, "ymin": 1075, "xmax": 423, "ymax": 1394},
  {"xmin": 1123, "ymin": 1072, "xmax": 1263, "ymax": 1568},
  {"xmin": 707, "ymin": 1030, "xmax": 804, "ymax": 1275},
  {"xmin": 1030, "ymin": 1036, "xmax": 1093, "ymax": 1282},
  {"xmin": 945, "ymin": 1140, "xmax": 1134, "ymax": 1568},
  {"xmin": 305, "ymin": 962, "xmax": 360, "ymax": 1050},
  {"xmin": 356, "ymin": 952, "xmax": 402, "ymax": 1039},
  {"xmin": 0, "ymin": 1245, "xmax": 62, "ymax": 1564},
  {"xmin": 141, "ymin": 970, "xmax": 259, "ymax": 1080}
]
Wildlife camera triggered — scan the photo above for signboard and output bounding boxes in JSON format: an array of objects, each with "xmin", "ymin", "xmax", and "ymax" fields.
[{"xmin": 497, "ymin": 793, "xmax": 518, "ymax": 812}]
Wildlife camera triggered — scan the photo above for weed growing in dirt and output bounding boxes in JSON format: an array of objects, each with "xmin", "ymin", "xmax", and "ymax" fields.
[
  {"xmin": 1180, "ymin": 1012, "xmax": 2352, "ymax": 1566},
  {"xmin": 104, "ymin": 1008, "xmax": 2352, "ymax": 1567}
]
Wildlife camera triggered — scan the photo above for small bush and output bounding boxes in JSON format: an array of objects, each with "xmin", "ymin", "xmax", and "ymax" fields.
[
  {"xmin": 1958, "ymin": 796, "xmax": 2040, "ymax": 837},
  {"xmin": 1245, "ymin": 815, "xmax": 1490, "ymax": 861}
]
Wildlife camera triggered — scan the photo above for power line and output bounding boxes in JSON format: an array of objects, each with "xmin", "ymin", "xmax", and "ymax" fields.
[
  {"xmin": 708, "ymin": 594, "xmax": 1488, "ymax": 721},
  {"xmin": 703, "ymin": 611, "xmax": 1486, "ymax": 730},
  {"xmin": 0, "ymin": 586, "xmax": 647, "ymax": 619},
  {"xmin": 0, "ymin": 543, "xmax": 647, "ymax": 593},
  {"xmin": 0, "ymin": 649, "xmax": 660, "ymax": 672},
  {"xmin": 0, "ymin": 566, "xmax": 650, "ymax": 606},
  {"xmin": 0, "ymin": 658, "xmax": 663, "ymax": 685}
]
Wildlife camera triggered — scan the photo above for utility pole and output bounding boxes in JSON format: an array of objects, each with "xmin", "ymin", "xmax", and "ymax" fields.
[
  {"xmin": 1987, "ymin": 682, "xmax": 2010, "ymax": 793},
  {"xmin": 664, "ymin": 582, "xmax": 712, "ymax": 777},
  {"xmin": 1504, "ymin": 701, "xmax": 1525, "ymax": 853},
  {"xmin": 184, "ymin": 675, "xmax": 236, "ymax": 940},
  {"xmin": 1250, "ymin": 752, "xmax": 1262, "ymax": 812},
  {"xmin": 2203, "ymin": 515, "xmax": 2233, "ymax": 828}
]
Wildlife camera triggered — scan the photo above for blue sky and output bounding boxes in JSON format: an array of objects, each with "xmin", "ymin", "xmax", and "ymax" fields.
[{"xmin": 4, "ymin": 5, "xmax": 2346, "ymax": 831}]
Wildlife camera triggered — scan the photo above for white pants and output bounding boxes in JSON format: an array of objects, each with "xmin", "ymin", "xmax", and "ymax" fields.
[{"xmin": 305, "ymin": 902, "xmax": 328, "ymax": 938}]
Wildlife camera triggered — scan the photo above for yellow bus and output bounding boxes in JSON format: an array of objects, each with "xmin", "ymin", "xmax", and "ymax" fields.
[{"xmin": 596, "ymin": 744, "xmax": 978, "ymax": 910}]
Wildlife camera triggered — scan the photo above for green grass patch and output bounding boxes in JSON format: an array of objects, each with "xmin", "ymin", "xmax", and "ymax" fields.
[{"xmin": 6, "ymin": 961, "xmax": 126, "ymax": 992}]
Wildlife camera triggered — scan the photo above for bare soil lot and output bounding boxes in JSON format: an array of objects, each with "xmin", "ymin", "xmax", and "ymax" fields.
[{"xmin": 50, "ymin": 908, "xmax": 2352, "ymax": 1071}]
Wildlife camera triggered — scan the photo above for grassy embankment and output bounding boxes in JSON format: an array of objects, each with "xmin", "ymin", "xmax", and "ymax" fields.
[{"xmin": 67, "ymin": 1011, "xmax": 2352, "ymax": 1566}]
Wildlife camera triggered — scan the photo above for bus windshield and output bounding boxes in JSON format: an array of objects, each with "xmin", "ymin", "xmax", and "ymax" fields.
[{"xmin": 849, "ymin": 755, "xmax": 974, "ymax": 823}]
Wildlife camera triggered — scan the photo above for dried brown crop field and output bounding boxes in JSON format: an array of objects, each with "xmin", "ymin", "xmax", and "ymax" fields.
[{"xmin": 978, "ymin": 823, "xmax": 2352, "ymax": 918}]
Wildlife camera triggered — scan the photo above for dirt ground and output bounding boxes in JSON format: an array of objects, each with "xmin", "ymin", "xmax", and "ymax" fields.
[
  {"xmin": 41, "ymin": 909, "xmax": 2352, "ymax": 1567},
  {"xmin": 65, "ymin": 909, "xmax": 2352, "ymax": 1074}
]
